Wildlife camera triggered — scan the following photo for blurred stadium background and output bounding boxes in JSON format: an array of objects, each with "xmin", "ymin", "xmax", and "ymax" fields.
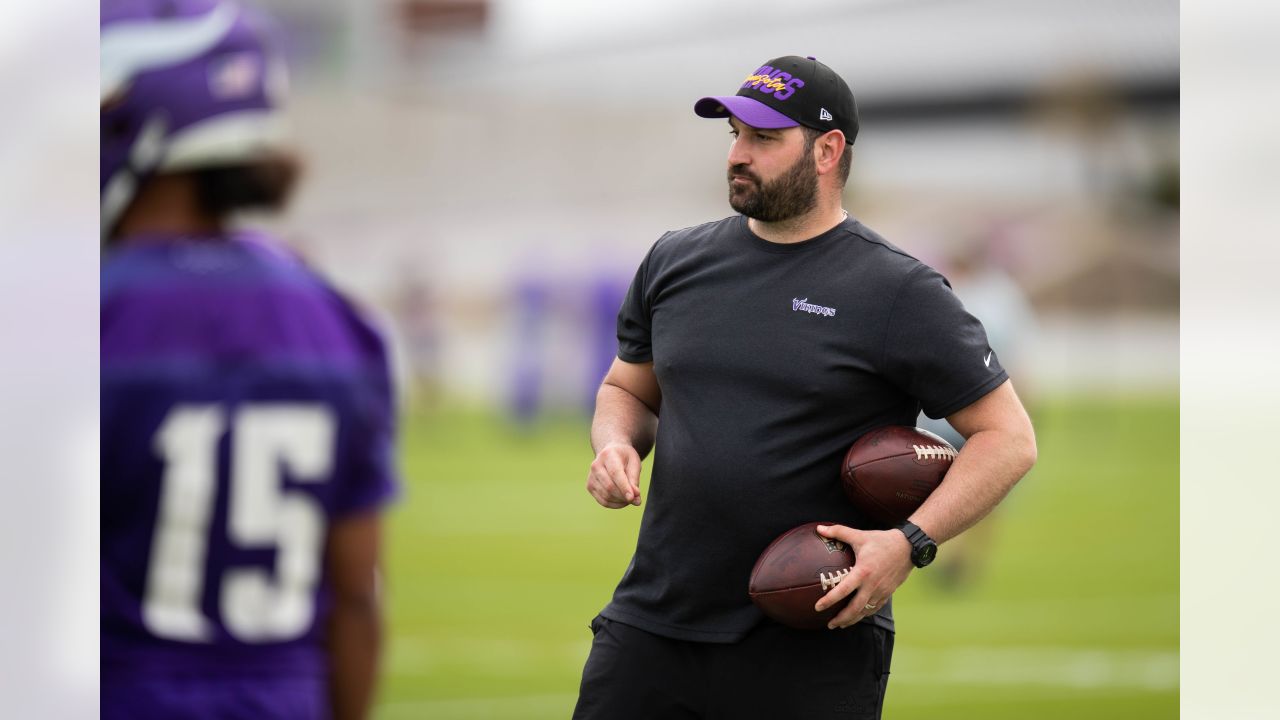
[
  {"xmin": 140, "ymin": 0, "xmax": 1181, "ymax": 717},
  {"xmin": 251, "ymin": 0, "xmax": 1179, "ymax": 410}
]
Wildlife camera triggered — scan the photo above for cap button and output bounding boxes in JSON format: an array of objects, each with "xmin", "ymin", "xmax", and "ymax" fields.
[{"xmin": 806, "ymin": 56, "xmax": 816, "ymax": 60}]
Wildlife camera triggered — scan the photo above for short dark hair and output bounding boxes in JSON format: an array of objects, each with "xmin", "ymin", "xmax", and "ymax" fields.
[
  {"xmin": 802, "ymin": 127, "xmax": 852, "ymax": 186},
  {"xmin": 191, "ymin": 155, "xmax": 299, "ymax": 219}
]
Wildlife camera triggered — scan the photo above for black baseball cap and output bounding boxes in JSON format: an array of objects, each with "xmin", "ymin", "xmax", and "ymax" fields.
[{"xmin": 694, "ymin": 55, "xmax": 859, "ymax": 145}]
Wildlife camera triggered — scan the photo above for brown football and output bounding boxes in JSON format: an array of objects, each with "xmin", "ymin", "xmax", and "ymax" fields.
[
  {"xmin": 748, "ymin": 522, "xmax": 857, "ymax": 630},
  {"xmin": 842, "ymin": 425, "xmax": 957, "ymax": 528}
]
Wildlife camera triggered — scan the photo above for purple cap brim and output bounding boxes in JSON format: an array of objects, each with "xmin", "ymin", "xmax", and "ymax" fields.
[{"xmin": 693, "ymin": 95, "xmax": 799, "ymax": 129}]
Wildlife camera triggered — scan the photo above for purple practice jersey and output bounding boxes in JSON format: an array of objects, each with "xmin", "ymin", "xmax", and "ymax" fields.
[{"xmin": 101, "ymin": 231, "xmax": 397, "ymax": 717}]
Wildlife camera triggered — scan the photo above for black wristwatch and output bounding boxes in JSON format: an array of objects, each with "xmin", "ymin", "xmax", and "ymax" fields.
[{"xmin": 897, "ymin": 521, "xmax": 938, "ymax": 568}]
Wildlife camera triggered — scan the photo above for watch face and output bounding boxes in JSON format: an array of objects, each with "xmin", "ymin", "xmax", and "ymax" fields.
[{"xmin": 916, "ymin": 543, "xmax": 937, "ymax": 567}]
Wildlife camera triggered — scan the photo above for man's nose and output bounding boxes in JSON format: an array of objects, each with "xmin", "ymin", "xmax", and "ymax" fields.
[{"xmin": 727, "ymin": 136, "xmax": 750, "ymax": 168}]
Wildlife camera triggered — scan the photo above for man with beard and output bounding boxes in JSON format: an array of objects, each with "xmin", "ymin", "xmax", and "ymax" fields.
[{"xmin": 572, "ymin": 56, "xmax": 1037, "ymax": 719}]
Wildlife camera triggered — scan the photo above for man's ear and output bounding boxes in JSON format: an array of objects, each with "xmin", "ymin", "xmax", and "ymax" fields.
[{"xmin": 815, "ymin": 130, "xmax": 846, "ymax": 177}]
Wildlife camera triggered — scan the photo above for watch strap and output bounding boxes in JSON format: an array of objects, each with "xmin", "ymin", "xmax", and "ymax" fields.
[{"xmin": 898, "ymin": 521, "xmax": 927, "ymax": 545}]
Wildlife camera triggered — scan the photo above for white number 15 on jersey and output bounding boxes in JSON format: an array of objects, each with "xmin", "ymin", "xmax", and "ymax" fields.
[{"xmin": 143, "ymin": 403, "xmax": 335, "ymax": 643}]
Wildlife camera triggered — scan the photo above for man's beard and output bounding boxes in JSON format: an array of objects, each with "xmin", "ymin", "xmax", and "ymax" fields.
[{"xmin": 727, "ymin": 151, "xmax": 819, "ymax": 222}]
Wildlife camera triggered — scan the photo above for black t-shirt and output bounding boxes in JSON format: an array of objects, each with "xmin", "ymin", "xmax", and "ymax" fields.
[{"xmin": 600, "ymin": 214, "xmax": 1008, "ymax": 643}]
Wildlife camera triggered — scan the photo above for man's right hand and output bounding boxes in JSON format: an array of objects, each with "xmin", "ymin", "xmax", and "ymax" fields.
[{"xmin": 587, "ymin": 442, "xmax": 643, "ymax": 508}]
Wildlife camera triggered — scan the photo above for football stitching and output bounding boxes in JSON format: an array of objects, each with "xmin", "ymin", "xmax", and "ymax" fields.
[
  {"xmin": 912, "ymin": 444, "xmax": 957, "ymax": 460},
  {"xmin": 819, "ymin": 567, "xmax": 854, "ymax": 590}
]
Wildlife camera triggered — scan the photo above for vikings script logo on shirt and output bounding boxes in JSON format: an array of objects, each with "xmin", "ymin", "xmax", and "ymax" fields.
[{"xmin": 792, "ymin": 297, "xmax": 837, "ymax": 317}]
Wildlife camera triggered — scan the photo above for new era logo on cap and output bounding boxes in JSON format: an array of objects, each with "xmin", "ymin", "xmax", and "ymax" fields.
[{"xmin": 819, "ymin": 108, "xmax": 833, "ymax": 121}]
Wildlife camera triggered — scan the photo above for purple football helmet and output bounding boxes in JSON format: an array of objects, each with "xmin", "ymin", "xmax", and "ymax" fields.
[{"xmin": 100, "ymin": 0, "xmax": 291, "ymax": 238}]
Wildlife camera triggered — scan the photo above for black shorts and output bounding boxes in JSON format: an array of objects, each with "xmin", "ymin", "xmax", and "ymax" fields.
[{"xmin": 572, "ymin": 615, "xmax": 894, "ymax": 720}]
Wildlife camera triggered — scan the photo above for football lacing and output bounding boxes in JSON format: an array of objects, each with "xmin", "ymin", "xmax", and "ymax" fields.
[
  {"xmin": 912, "ymin": 444, "xmax": 957, "ymax": 461},
  {"xmin": 819, "ymin": 567, "xmax": 854, "ymax": 591}
]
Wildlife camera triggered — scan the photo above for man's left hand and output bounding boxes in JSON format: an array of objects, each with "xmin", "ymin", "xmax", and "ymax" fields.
[{"xmin": 813, "ymin": 524, "xmax": 914, "ymax": 629}]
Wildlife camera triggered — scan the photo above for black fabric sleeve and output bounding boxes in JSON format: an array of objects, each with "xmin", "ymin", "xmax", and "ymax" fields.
[
  {"xmin": 616, "ymin": 242, "xmax": 658, "ymax": 363},
  {"xmin": 879, "ymin": 265, "xmax": 1009, "ymax": 419}
]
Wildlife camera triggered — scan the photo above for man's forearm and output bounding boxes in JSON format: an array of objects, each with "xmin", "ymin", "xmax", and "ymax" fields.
[
  {"xmin": 909, "ymin": 426, "xmax": 1037, "ymax": 544},
  {"xmin": 591, "ymin": 382, "xmax": 658, "ymax": 458}
]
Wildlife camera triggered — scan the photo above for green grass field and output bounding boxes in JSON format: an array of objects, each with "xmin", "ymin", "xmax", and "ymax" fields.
[{"xmin": 375, "ymin": 393, "xmax": 1178, "ymax": 719}]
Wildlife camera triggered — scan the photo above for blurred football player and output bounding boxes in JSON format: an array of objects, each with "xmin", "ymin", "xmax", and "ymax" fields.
[{"xmin": 101, "ymin": 2, "xmax": 398, "ymax": 719}]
